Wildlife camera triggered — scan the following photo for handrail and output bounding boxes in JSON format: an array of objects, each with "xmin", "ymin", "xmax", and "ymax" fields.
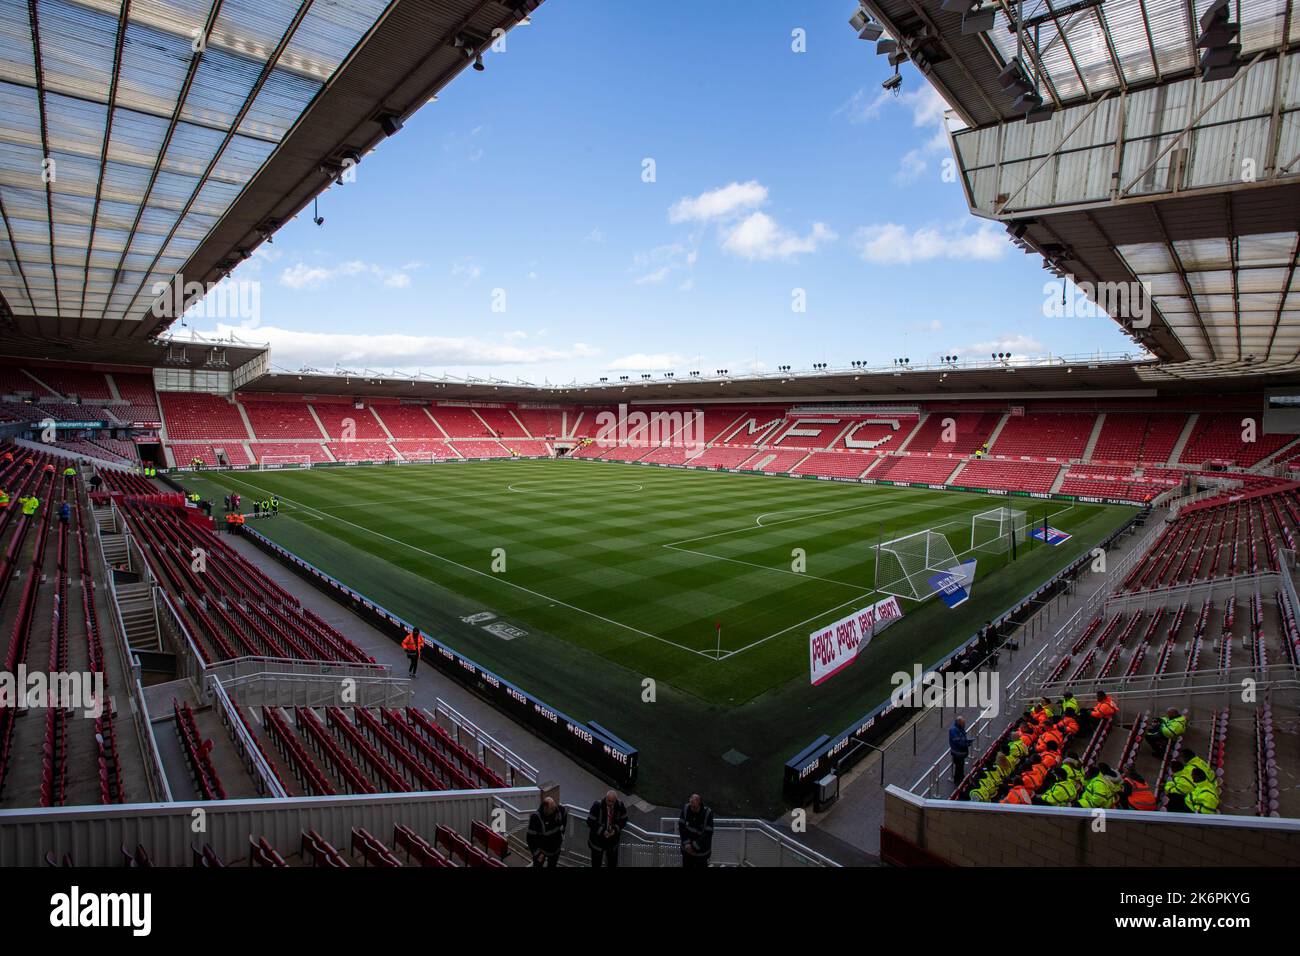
[
  {"xmin": 435, "ymin": 698, "xmax": 539, "ymax": 786},
  {"xmin": 208, "ymin": 677, "xmax": 286, "ymax": 798}
]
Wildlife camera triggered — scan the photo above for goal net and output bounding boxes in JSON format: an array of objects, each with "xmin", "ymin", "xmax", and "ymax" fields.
[
  {"xmin": 874, "ymin": 529, "xmax": 960, "ymax": 601},
  {"xmin": 971, "ymin": 507, "xmax": 1028, "ymax": 554},
  {"xmin": 258, "ymin": 455, "xmax": 313, "ymax": 471}
]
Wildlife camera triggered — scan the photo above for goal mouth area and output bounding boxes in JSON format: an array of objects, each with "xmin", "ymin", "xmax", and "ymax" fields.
[
  {"xmin": 873, "ymin": 528, "xmax": 961, "ymax": 602},
  {"xmin": 971, "ymin": 507, "xmax": 1028, "ymax": 555}
]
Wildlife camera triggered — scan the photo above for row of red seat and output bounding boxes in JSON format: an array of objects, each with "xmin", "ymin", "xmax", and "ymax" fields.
[
  {"xmin": 118, "ymin": 498, "xmax": 374, "ymax": 667},
  {"xmin": 173, "ymin": 700, "xmax": 227, "ymax": 801}
]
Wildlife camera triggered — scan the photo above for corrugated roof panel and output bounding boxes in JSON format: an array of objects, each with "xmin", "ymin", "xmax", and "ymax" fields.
[
  {"xmin": 36, "ymin": 0, "xmax": 120, "ymax": 103},
  {"xmin": 0, "ymin": 0, "xmax": 37, "ymax": 87},
  {"xmin": 282, "ymin": 0, "xmax": 390, "ymax": 80},
  {"xmin": 236, "ymin": 66, "xmax": 322, "ymax": 142}
]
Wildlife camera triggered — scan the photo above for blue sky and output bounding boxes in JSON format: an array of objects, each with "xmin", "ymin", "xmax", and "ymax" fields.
[{"xmin": 189, "ymin": 0, "xmax": 1137, "ymax": 382}]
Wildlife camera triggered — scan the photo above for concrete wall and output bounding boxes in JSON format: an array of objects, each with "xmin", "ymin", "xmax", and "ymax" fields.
[{"xmin": 883, "ymin": 786, "xmax": 1300, "ymax": 867}]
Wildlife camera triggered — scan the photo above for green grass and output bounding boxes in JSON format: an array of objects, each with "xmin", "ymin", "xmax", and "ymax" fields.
[{"xmin": 178, "ymin": 458, "xmax": 1135, "ymax": 814}]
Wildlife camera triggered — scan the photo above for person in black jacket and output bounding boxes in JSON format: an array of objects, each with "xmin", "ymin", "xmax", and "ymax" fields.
[
  {"xmin": 678, "ymin": 793, "xmax": 714, "ymax": 868},
  {"xmin": 526, "ymin": 797, "xmax": 567, "ymax": 868},
  {"xmin": 586, "ymin": 790, "xmax": 629, "ymax": 867}
]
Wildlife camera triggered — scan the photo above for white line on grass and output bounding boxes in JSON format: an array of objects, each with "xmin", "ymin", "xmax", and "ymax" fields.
[{"xmin": 218, "ymin": 472, "xmax": 721, "ymax": 661}]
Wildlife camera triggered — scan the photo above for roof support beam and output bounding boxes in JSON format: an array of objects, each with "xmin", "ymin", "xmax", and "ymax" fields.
[
  {"xmin": 115, "ymin": 0, "xmax": 319, "ymax": 331},
  {"xmin": 78, "ymin": 0, "xmax": 131, "ymax": 327},
  {"xmin": 101, "ymin": 0, "xmax": 227, "ymax": 323},
  {"xmin": 28, "ymin": 0, "xmax": 61, "ymax": 315}
]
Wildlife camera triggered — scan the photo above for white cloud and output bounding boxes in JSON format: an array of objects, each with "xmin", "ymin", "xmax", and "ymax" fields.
[
  {"xmin": 280, "ymin": 263, "xmax": 332, "ymax": 290},
  {"xmin": 669, "ymin": 181, "xmax": 768, "ymax": 224},
  {"xmin": 607, "ymin": 352, "xmax": 689, "ymax": 371},
  {"xmin": 852, "ymin": 221, "xmax": 1008, "ymax": 265},
  {"xmin": 583, "ymin": 228, "xmax": 605, "ymax": 244},
  {"xmin": 505, "ymin": 330, "xmax": 528, "ymax": 341},
  {"xmin": 280, "ymin": 259, "xmax": 418, "ymax": 290},
  {"xmin": 722, "ymin": 214, "xmax": 836, "ymax": 261},
  {"xmin": 451, "ymin": 257, "xmax": 482, "ymax": 284},
  {"xmin": 204, "ymin": 322, "xmax": 598, "ymax": 370},
  {"xmin": 631, "ymin": 242, "xmax": 696, "ymax": 285},
  {"xmin": 634, "ymin": 266, "xmax": 672, "ymax": 285}
]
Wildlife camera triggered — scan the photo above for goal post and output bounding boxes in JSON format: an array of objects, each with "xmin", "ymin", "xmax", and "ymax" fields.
[
  {"xmin": 873, "ymin": 528, "xmax": 961, "ymax": 601},
  {"xmin": 258, "ymin": 455, "xmax": 313, "ymax": 471},
  {"xmin": 971, "ymin": 507, "xmax": 1028, "ymax": 554}
]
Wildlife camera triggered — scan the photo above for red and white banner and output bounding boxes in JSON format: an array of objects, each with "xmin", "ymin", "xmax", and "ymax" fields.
[{"xmin": 808, "ymin": 596, "xmax": 904, "ymax": 685}]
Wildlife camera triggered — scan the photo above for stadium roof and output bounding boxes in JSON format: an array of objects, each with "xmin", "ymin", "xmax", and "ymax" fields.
[
  {"xmin": 0, "ymin": 0, "xmax": 541, "ymax": 342},
  {"xmin": 241, "ymin": 353, "xmax": 1300, "ymax": 403},
  {"xmin": 862, "ymin": 1, "xmax": 1300, "ymax": 373},
  {"xmin": 862, "ymin": 0, "xmax": 1300, "ymax": 127}
]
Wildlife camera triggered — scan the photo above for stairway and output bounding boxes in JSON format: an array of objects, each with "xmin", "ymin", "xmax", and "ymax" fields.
[
  {"xmin": 114, "ymin": 581, "xmax": 162, "ymax": 653},
  {"xmin": 1167, "ymin": 414, "xmax": 1199, "ymax": 466},
  {"xmin": 1081, "ymin": 413, "xmax": 1106, "ymax": 462}
]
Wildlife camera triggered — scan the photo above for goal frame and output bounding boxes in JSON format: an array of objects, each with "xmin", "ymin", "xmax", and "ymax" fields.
[
  {"xmin": 258, "ymin": 455, "xmax": 313, "ymax": 471},
  {"xmin": 971, "ymin": 507, "xmax": 1028, "ymax": 555},
  {"xmin": 873, "ymin": 528, "xmax": 961, "ymax": 601}
]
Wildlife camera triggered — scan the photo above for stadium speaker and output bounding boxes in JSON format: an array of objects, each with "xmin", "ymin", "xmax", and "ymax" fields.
[
  {"xmin": 962, "ymin": 6, "xmax": 996, "ymax": 34},
  {"xmin": 1199, "ymin": 44, "xmax": 1240, "ymax": 69},
  {"xmin": 1026, "ymin": 104, "xmax": 1055, "ymax": 124},
  {"xmin": 1198, "ymin": 0, "xmax": 1230, "ymax": 34},
  {"xmin": 377, "ymin": 113, "xmax": 403, "ymax": 136},
  {"xmin": 997, "ymin": 57, "xmax": 1033, "ymax": 93},
  {"xmin": 1011, "ymin": 90, "xmax": 1042, "ymax": 114},
  {"xmin": 876, "ymin": 38, "xmax": 898, "ymax": 56},
  {"xmin": 857, "ymin": 21, "xmax": 884, "ymax": 41}
]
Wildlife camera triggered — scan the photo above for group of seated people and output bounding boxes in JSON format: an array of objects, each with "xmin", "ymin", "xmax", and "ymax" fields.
[{"xmin": 968, "ymin": 692, "xmax": 1219, "ymax": 814}]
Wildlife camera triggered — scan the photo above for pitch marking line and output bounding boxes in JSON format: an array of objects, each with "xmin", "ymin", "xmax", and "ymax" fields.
[{"xmin": 219, "ymin": 472, "xmax": 720, "ymax": 661}]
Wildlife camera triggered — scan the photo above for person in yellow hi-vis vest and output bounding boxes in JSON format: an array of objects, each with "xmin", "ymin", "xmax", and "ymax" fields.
[
  {"xmin": 0, "ymin": 489, "xmax": 8, "ymax": 510},
  {"xmin": 20, "ymin": 495, "xmax": 39, "ymax": 516}
]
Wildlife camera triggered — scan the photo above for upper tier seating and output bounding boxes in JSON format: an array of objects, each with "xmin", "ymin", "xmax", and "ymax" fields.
[
  {"xmin": 243, "ymin": 401, "xmax": 325, "ymax": 441},
  {"xmin": 1090, "ymin": 412, "xmax": 1187, "ymax": 464},
  {"xmin": 160, "ymin": 393, "xmax": 250, "ymax": 441},
  {"xmin": 112, "ymin": 374, "xmax": 162, "ymax": 423},
  {"xmin": 0, "ymin": 367, "xmax": 51, "ymax": 396},
  {"xmin": 428, "ymin": 407, "xmax": 493, "ymax": 438},
  {"xmin": 991, "ymin": 412, "xmax": 1095, "ymax": 460},
  {"xmin": 903, "ymin": 412, "xmax": 1000, "ymax": 455},
  {"xmin": 36, "ymin": 369, "xmax": 112, "ymax": 401},
  {"xmin": 513, "ymin": 407, "xmax": 564, "ymax": 439},
  {"xmin": 313, "ymin": 404, "xmax": 388, "ymax": 441},
  {"xmin": 372, "ymin": 405, "xmax": 440, "ymax": 440},
  {"xmin": 474, "ymin": 407, "xmax": 529, "ymax": 438},
  {"xmin": 1179, "ymin": 413, "xmax": 1298, "ymax": 467}
]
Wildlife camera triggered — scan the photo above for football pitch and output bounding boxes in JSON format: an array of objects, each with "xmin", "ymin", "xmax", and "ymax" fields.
[{"xmin": 179, "ymin": 458, "xmax": 1136, "ymax": 812}]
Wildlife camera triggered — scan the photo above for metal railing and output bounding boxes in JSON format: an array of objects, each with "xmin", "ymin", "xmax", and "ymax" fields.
[
  {"xmin": 208, "ymin": 677, "xmax": 286, "ymax": 798},
  {"xmin": 491, "ymin": 798, "xmax": 839, "ymax": 867},
  {"xmin": 435, "ymin": 698, "xmax": 538, "ymax": 787},
  {"xmin": 0, "ymin": 787, "xmax": 538, "ymax": 867}
]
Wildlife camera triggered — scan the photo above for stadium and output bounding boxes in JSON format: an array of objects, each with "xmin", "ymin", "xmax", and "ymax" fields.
[{"xmin": 0, "ymin": 0, "xmax": 1297, "ymax": 920}]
